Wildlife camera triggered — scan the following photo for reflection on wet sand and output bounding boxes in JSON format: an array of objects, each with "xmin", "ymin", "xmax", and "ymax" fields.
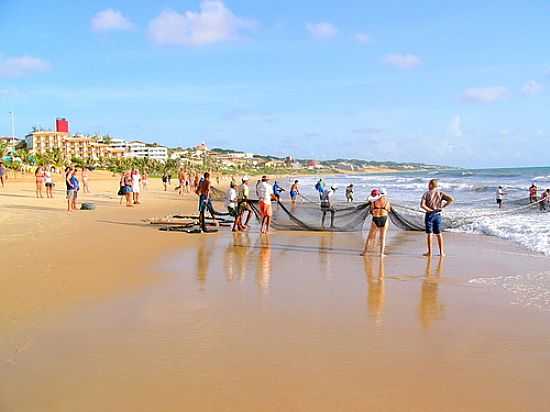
[
  {"xmin": 256, "ymin": 235, "xmax": 272, "ymax": 291},
  {"xmin": 419, "ymin": 257, "xmax": 445, "ymax": 329},
  {"xmin": 232, "ymin": 232, "xmax": 251, "ymax": 281},
  {"xmin": 364, "ymin": 257, "xmax": 385, "ymax": 323},
  {"xmin": 196, "ymin": 237, "xmax": 211, "ymax": 288},
  {"xmin": 319, "ymin": 234, "xmax": 334, "ymax": 279}
]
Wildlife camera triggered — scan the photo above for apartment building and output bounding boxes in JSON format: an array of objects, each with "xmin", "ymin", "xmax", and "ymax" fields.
[{"xmin": 25, "ymin": 131, "xmax": 124, "ymax": 160}]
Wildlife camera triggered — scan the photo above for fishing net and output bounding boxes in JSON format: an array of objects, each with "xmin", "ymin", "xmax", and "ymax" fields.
[
  {"xmin": 248, "ymin": 200, "xmax": 372, "ymax": 232},
  {"xmin": 207, "ymin": 188, "xmax": 548, "ymax": 233}
]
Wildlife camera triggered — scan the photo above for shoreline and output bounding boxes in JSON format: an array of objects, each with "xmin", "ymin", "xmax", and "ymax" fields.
[{"xmin": 1, "ymin": 173, "xmax": 549, "ymax": 411}]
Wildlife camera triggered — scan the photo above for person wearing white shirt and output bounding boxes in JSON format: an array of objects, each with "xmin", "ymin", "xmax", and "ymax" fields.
[
  {"xmin": 225, "ymin": 182, "xmax": 239, "ymax": 231},
  {"xmin": 257, "ymin": 176, "xmax": 274, "ymax": 234}
]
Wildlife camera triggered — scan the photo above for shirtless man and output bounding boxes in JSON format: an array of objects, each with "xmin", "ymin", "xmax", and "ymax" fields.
[
  {"xmin": 196, "ymin": 172, "xmax": 216, "ymax": 232},
  {"xmin": 420, "ymin": 179, "xmax": 454, "ymax": 257}
]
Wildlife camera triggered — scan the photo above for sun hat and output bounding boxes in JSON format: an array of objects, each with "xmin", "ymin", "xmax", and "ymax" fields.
[{"xmin": 368, "ymin": 188, "xmax": 382, "ymax": 202}]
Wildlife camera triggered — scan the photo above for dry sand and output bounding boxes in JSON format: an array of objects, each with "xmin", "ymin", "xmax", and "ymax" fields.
[{"xmin": 1, "ymin": 171, "xmax": 549, "ymax": 411}]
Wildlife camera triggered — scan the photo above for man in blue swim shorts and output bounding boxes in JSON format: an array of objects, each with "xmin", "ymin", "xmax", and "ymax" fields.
[{"xmin": 420, "ymin": 179, "xmax": 454, "ymax": 257}]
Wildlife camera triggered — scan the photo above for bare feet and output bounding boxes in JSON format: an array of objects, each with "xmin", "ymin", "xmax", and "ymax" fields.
[{"xmin": 423, "ymin": 252, "xmax": 432, "ymax": 257}]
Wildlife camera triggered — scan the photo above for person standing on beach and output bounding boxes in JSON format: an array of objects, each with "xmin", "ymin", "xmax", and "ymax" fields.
[
  {"xmin": 540, "ymin": 189, "xmax": 550, "ymax": 211},
  {"xmin": 238, "ymin": 176, "xmax": 253, "ymax": 230},
  {"xmin": 35, "ymin": 166, "xmax": 45, "ymax": 198},
  {"xmin": 131, "ymin": 168, "xmax": 142, "ymax": 204},
  {"xmin": 122, "ymin": 171, "xmax": 133, "ymax": 207},
  {"xmin": 362, "ymin": 188, "xmax": 391, "ymax": 256},
  {"xmin": 65, "ymin": 167, "xmax": 79, "ymax": 212},
  {"xmin": 290, "ymin": 180, "xmax": 300, "ymax": 203},
  {"xmin": 70, "ymin": 168, "xmax": 80, "ymax": 210},
  {"xmin": 196, "ymin": 172, "xmax": 216, "ymax": 232},
  {"xmin": 529, "ymin": 183, "xmax": 538, "ymax": 203},
  {"xmin": 162, "ymin": 173, "xmax": 168, "ymax": 191},
  {"xmin": 272, "ymin": 180, "xmax": 285, "ymax": 202},
  {"xmin": 142, "ymin": 171, "xmax": 148, "ymax": 191},
  {"xmin": 44, "ymin": 165, "xmax": 54, "ymax": 198},
  {"xmin": 225, "ymin": 181, "xmax": 239, "ymax": 231},
  {"xmin": 81, "ymin": 167, "xmax": 90, "ymax": 193},
  {"xmin": 65, "ymin": 167, "xmax": 74, "ymax": 211},
  {"xmin": 420, "ymin": 179, "xmax": 454, "ymax": 257},
  {"xmin": 346, "ymin": 184, "xmax": 354, "ymax": 203},
  {"xmin": 0, "ymin": 161, "xmax": 6, "ymax": 188},
  {"xmin": 257, "ymin": 176, "xmax": 274, "ymax": 234},
  {"xmin": 320, "ymin": 185, "xmax": 337, "ymax": 229},
  {"xmin": 496, "ymin": 186, "xmax": 505, "ymax": 208},
  {"xmin": 178, "ymin": 168, "xmax": 186, "ymax": 196},
  {"xmin": 315, "ymin": 178, "xmax": 325, "ymax": 200}
]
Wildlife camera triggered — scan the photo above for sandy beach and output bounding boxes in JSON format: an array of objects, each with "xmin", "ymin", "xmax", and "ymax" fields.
[{"xmin": 1, "ymin": 172, "xmax": 550, "ymax": 412}]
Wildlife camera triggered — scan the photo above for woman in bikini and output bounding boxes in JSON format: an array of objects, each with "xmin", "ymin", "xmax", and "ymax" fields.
[
  {"xmin": 362, "ymin": 188, "xmax": 391, "ymax": 256},
  {"xmin": 35, "ymin": 166, "xmax": 45, "ymax": 198}
]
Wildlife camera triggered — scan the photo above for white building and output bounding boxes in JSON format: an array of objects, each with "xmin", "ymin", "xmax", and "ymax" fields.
[
  {"xmin": 145, "ymin": 145, "xmax": 168, "ymax": 162},
  {"xmin": 124, "ymin": 141, "xmax": 168, "ymax": 162}
]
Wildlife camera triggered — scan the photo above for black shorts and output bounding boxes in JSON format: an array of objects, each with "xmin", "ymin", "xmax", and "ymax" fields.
[
  {"xmin": 496, "ymin": 199, "xmax": 502, "ymax": 205},
  {"xmin": 372, "ymin": 216, "xmax": 388, "ymax": 228}
]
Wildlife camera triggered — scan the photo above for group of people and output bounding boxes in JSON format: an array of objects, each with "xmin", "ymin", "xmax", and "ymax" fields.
[
  {"xmin": 360, "ymin": 179, "xmax": 454, "ymax": 257},
  {"xmin": 32, "ymin": 166, "xmax": 92, "ymax": 200},
  {"xmin": 222, "ymin": 175, "xmax": 455, "ymax": 257},
  {"xmin": 119, "ymin": 168, "xmax": 146, "ymax": 207},
  {"xmin": 528, "ymin": 183, "xmax": 550, "ymax": 211},
  {"xmin": 496, "ymin": 183, "xmax": 550, "ymax": 210}
]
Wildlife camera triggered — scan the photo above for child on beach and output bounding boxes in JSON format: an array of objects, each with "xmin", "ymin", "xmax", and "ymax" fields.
[{"xmin": 420, "ymin": 179, "xmax": 454, "ymax": 257}]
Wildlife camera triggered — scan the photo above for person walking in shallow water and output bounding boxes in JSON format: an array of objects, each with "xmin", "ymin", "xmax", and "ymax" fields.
[{"xmin": 420, "ymin": 179, "xmax": 454, "ymax": 257}]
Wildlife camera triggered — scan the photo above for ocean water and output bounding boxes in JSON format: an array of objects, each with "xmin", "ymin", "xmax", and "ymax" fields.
[{"xmin": 279, "ymin": 167, "xmax": 550, "ymax": 255}]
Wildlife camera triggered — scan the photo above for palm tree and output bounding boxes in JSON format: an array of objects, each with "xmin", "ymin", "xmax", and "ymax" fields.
[{"xmin": 0, "ymin": 141, "xmax": 9, "ymax": 158}]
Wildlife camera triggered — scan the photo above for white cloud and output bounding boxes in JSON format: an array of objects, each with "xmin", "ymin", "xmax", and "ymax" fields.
[
  {"xmin": 462, "ymin": 86, "xmax": 508, "ymax": 103},
  {"xmin": 383, "ymin": 53, "xmax": 421, "ymax": 69},
  {"xmin": 148, "ymin": 1, "xmax": 255, "ymax": 47},
  {"xmin": 449, "ymin": 115, "xmax": 463, "ymax": 137},
  {"xmin": 306, "ymin": 22, "xmax": 337, "ymax": 40},
  {"xmin": 91, "ymin": 9, "xmax": 134, "ymax": 32},
  {"xmin": 521, "ymin": 80, "xmax": 543, "ymax": 96},
  {"xmin": 355, "ymin": 32, "xmax": 370, "ymax": 45},
  {"xmin": 0, "ymin": 56, "xmax": 51, "ymax": 77}
]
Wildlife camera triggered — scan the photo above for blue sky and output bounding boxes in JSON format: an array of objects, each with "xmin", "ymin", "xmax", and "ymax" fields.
[{"xmin": 1, "ymin": 0, "xmax": 549, "ymax": 167}]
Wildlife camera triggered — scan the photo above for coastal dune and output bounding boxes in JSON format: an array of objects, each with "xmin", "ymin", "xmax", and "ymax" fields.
[{"xmin": 1, "ymin": 173, "xmax": 550, "ymax": 411}]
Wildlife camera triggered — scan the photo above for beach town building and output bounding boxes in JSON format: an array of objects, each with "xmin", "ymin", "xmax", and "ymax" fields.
[
  {"xmin": 124, "ymin": 141, "xmax": 168, "ymax": 161},
  {"xmin": 25, "ymin": 130, "xmax": 124, "ymax": 160},
  {"xmin": 24, "ymin": 119, "xmax": 168, "ymax": 162}
]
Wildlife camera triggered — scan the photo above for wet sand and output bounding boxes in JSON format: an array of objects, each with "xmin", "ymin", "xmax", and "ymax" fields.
[{"xmin": 1, "ymin": 173, "xmax": 550, "ymax": 411}]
